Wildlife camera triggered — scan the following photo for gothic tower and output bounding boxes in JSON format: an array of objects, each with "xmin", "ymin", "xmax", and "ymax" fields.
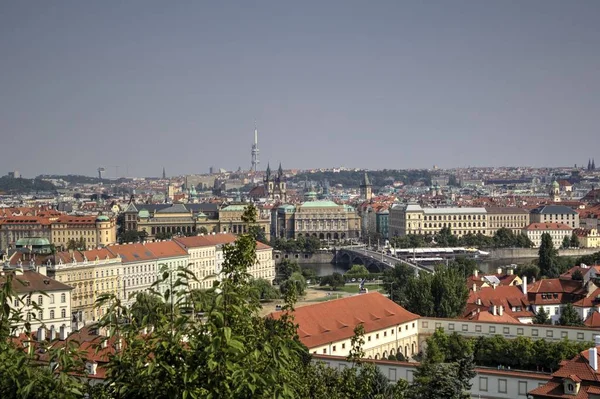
[{"xmin": 360, "ymin": 172, "xmax": 373, "ymax": 201}]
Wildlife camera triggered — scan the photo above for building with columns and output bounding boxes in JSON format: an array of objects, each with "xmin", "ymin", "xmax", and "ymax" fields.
[{"xmin": 272, "ymin": 200, "xmax": 361, "ymax": 241}]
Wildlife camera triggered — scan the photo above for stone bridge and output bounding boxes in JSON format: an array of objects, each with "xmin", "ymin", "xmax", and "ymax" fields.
[{"xmin": 336, "ymin": 247, "xmax": 432, "ymax": 274}]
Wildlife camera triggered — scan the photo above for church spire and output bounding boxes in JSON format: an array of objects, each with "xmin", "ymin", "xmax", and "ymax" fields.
[
  {"xmin": 278, "ymin": 162, "xmax": 283, "ymax": 178},
  {"xmin": 162, "ymin": 167, "xmax": 166, "ymax": 179}
]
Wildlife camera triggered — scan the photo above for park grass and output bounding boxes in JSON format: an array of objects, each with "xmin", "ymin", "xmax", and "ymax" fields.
[{"xmin": 315, "ymin": 284, "xmax": 384, "ymax": 294}]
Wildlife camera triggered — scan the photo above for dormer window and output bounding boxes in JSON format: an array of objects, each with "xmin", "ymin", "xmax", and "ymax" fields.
[{"xmin": 563, "ymin": 376, "xmax": 581, "ymax": 395}]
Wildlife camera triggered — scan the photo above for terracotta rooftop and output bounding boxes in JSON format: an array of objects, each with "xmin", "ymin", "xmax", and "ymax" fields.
[
  {"xmin": 268, "ymin": 292, "xmax": 420, "ymax": 349},
  {"xmin": 0, "ymin": 270, "xmax": 73, "ymax": 293},
  {"xmin": 523, "ymin": 222, "xmax": 573, "ymax": 231}
]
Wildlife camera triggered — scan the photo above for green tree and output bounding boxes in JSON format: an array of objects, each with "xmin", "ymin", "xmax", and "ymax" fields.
[
  {"xmin": 515, "ymin": 232, "xmax": 534, "ymax": 248},
  {"xmin": 66, "ymin": 237, "xmax": 87, "ymax": 250},
  {"xmin": 320, "ymin": 272, "xmax": 346, "ymax": 290},
  {"xmin": 129, "ymin": 291, "xmax": 169, "ymax": 327},
  {"xmin": 428, "ymin": 264, "xmax": 469, "ymax": 318},
  {"xmin": 382, "ymin": 263, "xmax": 417, "ymax": 307},
  {"xmin": 570, "ymin": 233, "xmax": 580, "ymax": 248},
  {"xmin": 539, "ymin": 233, "xmax": 560, "ymax": 277},
  {"xmin": 561, "ymin": 235, "xmax": 571, "ymax": 249},
  {"xmin": 557, "ymin": 303, "xmax": 584, "ymax": 326},
  {"xmin": 493, "ymin": 228, "xmax": 516, "ymax": 248},
  {"xmin": 249, "ymin": 278, "xmax": 280, "ymax": 301},
  {"xmin": 280, "ymin": 272, "xmax": 307, "ymax": 297},
  {"xmin": 276, "ymin": 259, "xmax": 301, "ymax": 282},
  {"xmin": 345, "ymin": 264, "xmax": 370, "ymax": 280},
  {"xmin": 533, "ymin": 306, "xmax": 551, "ymax": 325},
  {"xmin": 515, "ymin": 263, "xmax": 540, "ymax": 280},
  {"xmin": 572, "ymin": 269, "xmax": 584, "ymax": 281},
  {"xmin": 300, "ymin": 266, "xmax": 317, "ymax": 283},
  {"xmin": 155, "ymin": 231, "xmax": 172, "ymax": 240},
  {"xmin": 408, "ymin": 362, "xmax": 470, "ymax": 399}
]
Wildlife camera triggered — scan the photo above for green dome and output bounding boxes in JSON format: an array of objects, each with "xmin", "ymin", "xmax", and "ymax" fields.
[
  {"xmin": 15, "ymin": 237, "xmax": 51, "ymax": 247},
  {"xmin": 96, "ymin": 215, "xmax": 109, "ymax": 222},
  {"xmin": 552, "ymin": 180, "xmax": 560, "ymax": 188},
  {"xmin": 138, "ymin": 209, "xmax": 150, "ymax": 218}
]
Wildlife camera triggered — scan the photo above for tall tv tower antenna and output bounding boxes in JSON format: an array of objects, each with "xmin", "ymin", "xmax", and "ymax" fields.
[{"xmin": 251, "ymin": 122, "xmax": 260, "ymax": 172}]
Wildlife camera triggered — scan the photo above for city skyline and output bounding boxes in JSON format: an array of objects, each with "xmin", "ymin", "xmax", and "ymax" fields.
[{"xmin": 1, "ymin": 1, "xmax": 599, "ymax": 177}]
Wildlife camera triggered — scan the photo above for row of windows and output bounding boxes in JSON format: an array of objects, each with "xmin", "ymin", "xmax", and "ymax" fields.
[
  {"xmin": 26, "ymin": 308, "xmax": 68, "ymax": 320},
  {"xmin": 424, "ymin": 320, "xmax": 591, "ymax": 340},
  {"xmin": 406, "ymin": 214, "xmax": 487, "ymax": 221},
  {"xmin": 478, "ymin": 376, "xmax": 533, "ymax": 395},
  {"xmin": 17, "ymin": 293, "xmax": 67, "ymax": 307}
]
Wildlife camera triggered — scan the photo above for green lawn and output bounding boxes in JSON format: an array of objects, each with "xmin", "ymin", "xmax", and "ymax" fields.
[{"xmin": 315, "ymin": 284, "xmax": 384, "ymax": 294}]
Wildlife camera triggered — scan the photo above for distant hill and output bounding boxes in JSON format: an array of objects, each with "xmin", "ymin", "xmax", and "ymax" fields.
[
  {"xmin": 0, "ymin": 176, "xmax": 56, "ymax": 194},
  {"xmin": 291, "ymin": 169, "xmax": 432, "ymax": 188},
  {"xmin": 36, "ymin": 174, "xmax": 130, "ymax": 185}
]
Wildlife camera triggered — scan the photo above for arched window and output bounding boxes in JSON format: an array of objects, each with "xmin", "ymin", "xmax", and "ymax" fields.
[
  {"xmin": 50, "ymin": 310, "xmax": 55, "ymax": 319},
  {"xmin": 37, "ymin": 295, "xmax": 43, "ymax": 305},
  {"xmin": 50, "ymin": 294, "xmax": 55, "ymax": 304},
  {"xmin": 61, "ymin": 293, "xmax": 66, "ymax": 303},
  {"xmin": 61, "ymin": 309, "xmax": 66, "ymax": 318}
]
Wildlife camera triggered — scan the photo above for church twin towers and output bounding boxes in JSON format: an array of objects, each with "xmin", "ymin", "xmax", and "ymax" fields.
[{"xmin": 264, "ymin": 162, "xmax": 287, "ymax": 202}]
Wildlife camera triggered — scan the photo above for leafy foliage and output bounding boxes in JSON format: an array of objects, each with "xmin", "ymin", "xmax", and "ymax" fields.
[
  {"xmin": 557, "ymin": 303, "xmax": 584, "ymax": 326},
  {"xmin": 539, "ymin": 233, "xmax": 560, "ymax": 278},
  {"xmin": 271, "ymin": 236, "xmax": 322, "ymax": 253},
  {"xmin": 0, "ymin": 176, "xmax": 56, "ymax": 194},
  {"xmin": 320, "ymin": 272, "xmax": 346, "ymax": 290},
  {"xmin": 385, "ymin": 264, "xmax": 468, "ymax": 318},
  {"xmin": 533, "ymin": 306, "xmax": 551, "ymax": 325}
]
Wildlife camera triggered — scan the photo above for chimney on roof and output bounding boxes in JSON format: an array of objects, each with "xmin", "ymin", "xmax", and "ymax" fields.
[
  {"xmin": 508, "ymin": 268, "xmax": 514, "ymax": 275},
  {"xmin": 497, "ymin": 267, "xmax": 503, "ymax": 275},
  {"xmin": 115, "ymin": 337, "xmax": 122, "ymax": 352},
  {"xmin": 37, "ymin": 327, "xmax": 46, "ymax": 341},
  {"xmin": 476, "ymin": 298, "xmax": 482, "ymax": 305},
  {"xmin": 590, "ymin": 347, "xmax": 598, "ymax": 371},
  {"xmin": 49, "ymin": 326, "xmax": 56, "ymax": 341},
  {"xmin": 101, "ymin": 339, "xmax": 108, "ymax": 348},
  {"xmin": 37, "ymin": 265, "xmax": 47, "ymax": 276},
  {"xmin": 473, "ymin": 269, "xmax": 479, "ymax": 278},
  {"xmin": 499, "ymin": 306, "xmax": 504, "ymax": 316},
  {"xmin": 492, "ymin": 305, "xmax": 497, "ymax": 315},
  {"xmin": 522, "ymin": 276, "xmax": 528, "ymax": 295}
]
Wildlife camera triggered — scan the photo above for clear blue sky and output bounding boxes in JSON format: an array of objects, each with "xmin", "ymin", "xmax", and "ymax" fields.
[{"xmin": 1, "ymin": 1, "xmax": 599, "ymax": 177}]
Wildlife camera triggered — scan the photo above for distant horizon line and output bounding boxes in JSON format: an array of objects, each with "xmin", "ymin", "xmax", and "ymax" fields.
[{"xmin": 10, "ymin": 164, "xmax": 591, "ymax": 180}]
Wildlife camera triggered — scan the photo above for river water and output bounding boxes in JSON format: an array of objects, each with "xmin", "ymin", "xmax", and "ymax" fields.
[{"xmin": 304, "ymin": 257, "xmax": 536, "ymax": 277}]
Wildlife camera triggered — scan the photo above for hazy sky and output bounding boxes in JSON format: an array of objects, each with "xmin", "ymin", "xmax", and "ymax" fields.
[{"xmin": 1, "ymin": 1, "xmax": 599, "ymax": 177}]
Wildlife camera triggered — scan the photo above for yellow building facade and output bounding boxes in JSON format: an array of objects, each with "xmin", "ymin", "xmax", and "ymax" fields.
[
  {"xmin": 51, "ymin": 248, "xmax": 122, "ymax": 324},
  {"xmin": 51, "ymin": 215, "xmax": 116, "ymax": 250},
  {"xmin": 389, "ymin": 203, "xmax": 488, "ymax": 237}
]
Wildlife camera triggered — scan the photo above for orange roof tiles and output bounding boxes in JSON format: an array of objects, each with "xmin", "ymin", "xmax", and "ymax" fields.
[
  {"xmin": 106, "ymin": 243, "xmax": 157, "ymax": 263},
  {"xmin": 584, "ymin": 311, "xmax": 600, "ymax": 328},
  {"xmin": 269, "ymin": 293, "xmax": 419, "ymax": 349},
  {"xmin": 142, "ymin": 241, "xmax": 188, "ymax": 258},
  {"xmin": 0, "ymin": 270, "xmax": 73, "ymax": 293},
  {"xmin": 524, "ymin": 222, "xmax": 573, "ymax": 231}
]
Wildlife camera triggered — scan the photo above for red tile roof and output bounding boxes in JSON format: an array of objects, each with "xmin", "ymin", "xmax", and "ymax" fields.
[
  {"xmin": 268, "ymin": 293, "xmax": 419, "ymax": 349},
  {"xmin": 524, "ymin": 222, "xmax": 573, "ymax": 231},
  {"xmin": 0, "ymin": 270, "xmax": 73, "ymax": 293},
  {"xmin": 142, "ymin": 241, "xmax": 188, "ymax": 258},
  {"xmin": 584, "ymin": 311, "xmax": 600, "ymax": 328}
]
